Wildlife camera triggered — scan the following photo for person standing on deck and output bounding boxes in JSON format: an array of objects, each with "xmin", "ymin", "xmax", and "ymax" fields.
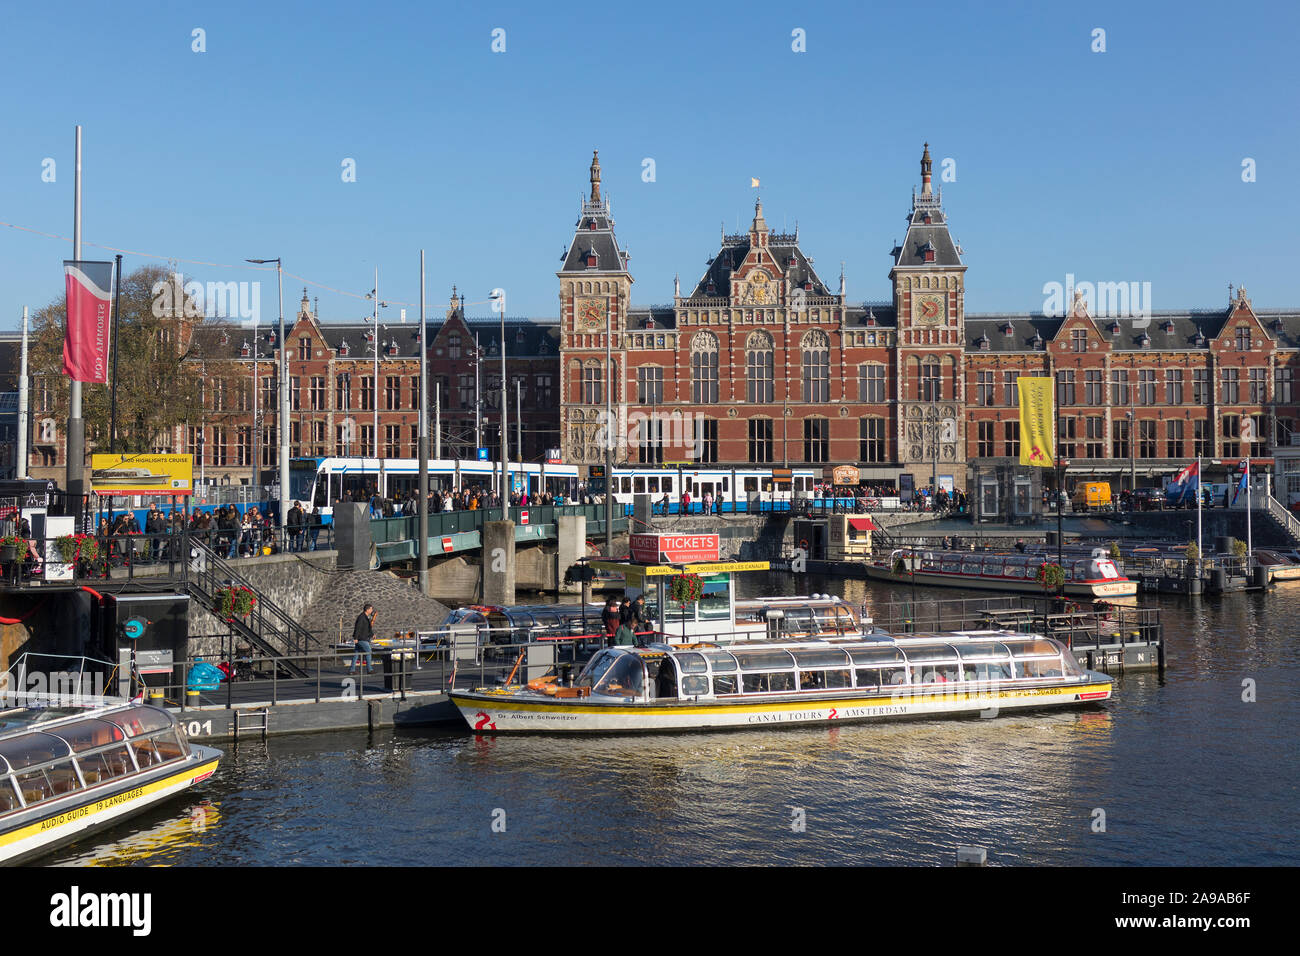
[{"xmin": 349, "ymin": 603, "xmax": 377, "ymax": 674}]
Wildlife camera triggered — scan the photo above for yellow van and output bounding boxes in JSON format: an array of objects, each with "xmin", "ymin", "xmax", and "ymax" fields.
[{"xmin": 1071, "ymin": 482, "xmax": 1112, "ymax": 512}]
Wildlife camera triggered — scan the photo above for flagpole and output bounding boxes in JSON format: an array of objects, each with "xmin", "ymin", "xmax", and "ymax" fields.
[
  {"xmin": 1246, "ymin": 459, "xmax": 1252, "ymax": 562},
  {"xmin": 67, "ymin": 125, "xmax": 86, "ymax": 521},
  {"xmin": 1196, "ymin": 455, "xmax": 1202, "ymax": 560}
]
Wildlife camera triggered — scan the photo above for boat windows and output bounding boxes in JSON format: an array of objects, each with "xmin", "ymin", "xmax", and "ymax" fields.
[
  {"xmin": 701, "ymin": 650, "xmax": 738, "ymax": 672},
  {"xmin": 790, "ymin": 648, "xmax": 851, "ymax": 668},
  {"xmin": 1007, "ymin": 640, "xmax": 1061, "ymax": 657},
  {"xmin": 981, "ymin": 558, "xmax": 1004, "ymax": 575},
  {"xmin": 940, "ymin": 556, "xmax": 961, "ymax": 573},
  {"xmin": 823, "ymin": 669, "xmax": 852, "ymax": 689},
  {"xmin": 1071, "ymin": 562, "xmax": 1088, "ymax": 581},
  {"xmin": 57, "ymin": 719, "xmax": 127, "ymax": 753},
  {"xmin": 956, "ymin": 643, "xmax": 1012, "ymax": 660},
  {"xmin": 680, "ymin": 675, "xmax": 709, "ymax": 697},
  {"xmin": 960, "ymin": 558, "xmax": 983, "ymax": 574},
  {"xmin": 713, "ymin": 675, "xmax": 739, "ymax": 695},
  {"xmin": 916, "ymin": 665, "xmax": 961, "ymax": 684},
  {"xmin": 77, "ymin": 745, "xmax": 136, "ymax": 782},
  {"xmin": 673, "ymin": 652, "xmax": 709, "ymax": 674},
  {"xmin": 110, "ymin": 705, "xmax": 178, "ymax": 740},
  {"xmin": 698, "ymin": 574, "xmax": 731, "ymax": 621},
  {"xmin": 973, "ymin": 661, "xmax": 1014, "ymax": 681},
  {"xmin": 733, "ymin": 648, "xmax": 797, "ymax": 671},
  {"xmin": 848, "ymin": 646, "xmax": 907, "ymax": 666},
  {"xmin": 592, "ymin": 655, "xmax": 644, "ymax": 698},
  {"xmin": 1004, "ymin": 559, "xmax": 1027, "ymax": 579},
  {"xmin": 901, "ymin": 644, "xmax": 960, "ymax": 663},
  {"xmin": 0, "ymin": 779, "xmax": 18, "ymax": 813},
  {"xmin": 920, "ymin": 555, "xmax": 938, "ymax": 571},
  {"xmin": 577, "ymin": 650, "xmax": 618, "ymax": 688},
  {"xmin": 0, "ymin": 732, "xmax": 72, "ymax": 772}
]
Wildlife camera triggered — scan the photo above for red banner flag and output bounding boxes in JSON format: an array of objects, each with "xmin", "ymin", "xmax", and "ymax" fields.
[{"xmin": 62, "ymin": 260, "xmax": 114, "ymax": 383}]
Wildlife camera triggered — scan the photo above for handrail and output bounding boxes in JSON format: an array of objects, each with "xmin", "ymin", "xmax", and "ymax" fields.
[
  {"xmin": 1263, "ymin": 494, "xmax": 1300, "ymax": 543},
  {"xmin": 186, "ymin": 539, "xmax": 321, "ymax": 669}
]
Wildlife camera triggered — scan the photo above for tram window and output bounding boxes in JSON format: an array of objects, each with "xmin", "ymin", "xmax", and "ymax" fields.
[
  {"xmin": 720, "ymin": 478, "xmax": 729, "ymax": 492},
  {"xmin": 713, "ymin": 675, "xmax": 738, "ymax": 695},
  {"xmin": 745, "ymin": 477, "xmax": 758, "ymax": 492},
  {"xmin": 648, "ymin": 477, "xmax": 659, "ymax": 493},
  {"xmin": 634, "ymin": 477, "xmax": 646, "ymax": 494},
  {"xmin": 674, "ymin": 652, "xmax": 708, "ymax": 674},
  {"xmin": 681, "ymin": 675, "xmax": 709, "ymax": 697},
  {"xmin": 762, "ymin": 479, "xmax": 774, "ymax": 493},
  {"xmin": 620, "ymin": 477, "xmax": 633, "ymax": 494}
]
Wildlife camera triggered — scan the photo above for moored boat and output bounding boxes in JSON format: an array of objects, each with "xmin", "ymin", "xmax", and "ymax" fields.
[
  {"xmin": 0, "ymin": 697, "xmax": 221, "ymax": 865},
  {"xmin": 863, "ymin": 548, "xmax": 1138, "ymax": 598},
  {"xmin": 449, "ymin": 632, "xmax": 1112, "ymax": 734}
]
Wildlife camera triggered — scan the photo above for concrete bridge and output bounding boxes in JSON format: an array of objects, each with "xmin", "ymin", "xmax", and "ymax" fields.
[{"xmin": 333, "ymin": 503, "xmax": 633, "ymax": 603}]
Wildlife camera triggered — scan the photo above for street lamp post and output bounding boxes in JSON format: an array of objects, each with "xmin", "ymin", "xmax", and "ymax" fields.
[
  {"xmin": 490, "ymin": 289, "xmax": 508, "ymax": 511},
  {"xmin": 246, "ymin": 257, "xmax": 288, "ymax": 529}
]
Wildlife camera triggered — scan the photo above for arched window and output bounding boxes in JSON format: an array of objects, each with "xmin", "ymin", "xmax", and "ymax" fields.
[
  {"xmin": 746, "ymin": 331, "xmax": 774, "ymax": 403},
  {"xmin": 691, "ymin": 332, "xmax": 719, "ymax": 404},
  {"xmin": 921, "ymin": 357, "xmax": 942, "ymax": 401},
  {"xmin": 802, "ymin": 330, "xmax": 830, "ymax": 402}
]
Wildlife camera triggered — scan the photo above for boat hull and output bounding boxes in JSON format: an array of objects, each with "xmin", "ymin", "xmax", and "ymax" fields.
[
  {"xmin": 451, "ymin": 677, "xmax": 1112, "ymax": 735},
  {"xmin": 862, "ymin": 564, "xmax": 1138, "ymax": 598},
  {"xmin": 0, "ymin": 746, "xmax": 221, "ymax": 866}
]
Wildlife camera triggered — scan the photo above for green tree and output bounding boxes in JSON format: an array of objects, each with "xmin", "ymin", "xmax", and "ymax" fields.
[{"xmin": 29, "ymin": 264, "xmax": 242, "ymax": 457}]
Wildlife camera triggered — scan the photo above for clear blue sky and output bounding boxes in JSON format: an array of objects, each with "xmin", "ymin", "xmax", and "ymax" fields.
[{"xmin": 2, "ymin": 0, "xmax": 1298, "ymax": 330}]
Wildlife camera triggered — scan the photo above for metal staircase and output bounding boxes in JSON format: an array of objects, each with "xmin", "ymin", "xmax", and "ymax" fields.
[
  {"xmin": 1259, "ymin": 495, "xmax": 1300, "ymax": 549},
  {"xmin": 185, "ymin": 539, "xmax": 321, "ymax": 677}
]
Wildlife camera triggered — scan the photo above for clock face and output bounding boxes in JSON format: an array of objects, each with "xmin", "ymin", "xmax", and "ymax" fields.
[
  {"xmin": 913, "ymin": 293, "xmax": 946, "ymax": 325},
  {"xmin": 576, "ymin": 297, "xmax": 606, "ymax": 330}
]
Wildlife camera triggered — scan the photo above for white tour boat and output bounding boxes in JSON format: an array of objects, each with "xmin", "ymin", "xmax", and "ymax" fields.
[
  {"xmin": 0, "ymin": 697, "xmax": 221, "ymax": 865},
  {"xmin": 449, "ymin": 632, "xmax": 1113, "ymax": 734},
  {"xmin": 863, "ymin": 548, "xmax": 1138, "ymax": 598}
]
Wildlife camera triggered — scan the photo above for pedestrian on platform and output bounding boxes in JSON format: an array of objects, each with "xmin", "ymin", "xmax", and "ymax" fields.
[{"xmin": 349, "ymin": 603, "xmax": 377, "ymax": 674}]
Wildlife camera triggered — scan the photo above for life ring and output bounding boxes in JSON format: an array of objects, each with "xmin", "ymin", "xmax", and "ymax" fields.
[{"xmin": 798, "ymin": 538, "xmax": 809, "ymax": 551}]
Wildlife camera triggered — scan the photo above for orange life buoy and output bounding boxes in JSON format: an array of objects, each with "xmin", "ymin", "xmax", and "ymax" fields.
[{"xmin": 799, "ymin": 539, "xmax": 809, "ymax": 551}]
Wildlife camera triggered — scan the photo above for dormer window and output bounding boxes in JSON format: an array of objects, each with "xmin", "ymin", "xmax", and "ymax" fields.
[
  {"xmin": 365, "ymin": 330, "xmax": 374, "ymax": 343},
  {"xmin": 787, "ymin": 256, "xmax": 797, "ymax": 266},
  {"xmin": 1273, "ymin": 317, "xmax": 1285, "ymax": 333},
  {"xmin": 1163, "ymin": 320, "xmax": 1175, "ymax": 334},
  {"xmin": 1001, "ymin": 322, "xmax": 1014, "ymax": 337},
  {"xmin": 1109, "ymin": 321, "xmax": 1122, "ymax": 335},
  {"xmin": 588, "ymin": 219, "xmax": 597, "ymax": 230},
  {"xmin": 240, "ymin": 342, "xmax": 250, "ymax": 357},
  {"xmin": 1195, "ymin": 330, "xmax": 1206, "ymax": 347},
  {"xmin": 387, "ymin": 340, "xmax": 400, "ymax": 356},
  {"xmin": 866, "ymin": 311, "xmax": 877, "ymax": 327},
  {"xmin": 1031, "ymin": 331, "xmax": 1044, "ymax": 349},
  {"xmin": 803, "ymin": 280, "xmax": 813, "ymax": 291},
  {"xmin": 706, "ymin": 279, "xmax": 716, "ymax": 295},
  {"xmin": 1139, "ymin": 332, "xmax": 1151, "ymax": 349},
  {"xmin": 922, "ymin": 213, "xmax": 932, "ymax": 225},
  {"xmin": 586, "ymin": 245, "xmax": 599, "ymax": 268},
  {"xmin": 219, "ymin": 332, "xmax": 229, "ymax": 346},
  {"xmin": 339, "ymin": 340, "xmax": 350, "ymax": 357},
  {"xmin": 644, "ymin": 318, "xmax": 655, "ymax": 329},
  {"xmin": 978, "ymin": 332, "xmax": 991, "ymax": 351}
]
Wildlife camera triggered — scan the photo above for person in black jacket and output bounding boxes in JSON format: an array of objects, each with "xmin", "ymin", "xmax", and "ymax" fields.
[
  {"xmin": 287, "ymin": 501, "xmax": 306, "ymax": 553},
  {"xmin": 349, "ymin": 603, "xmax": 377, "ymax": 673}
]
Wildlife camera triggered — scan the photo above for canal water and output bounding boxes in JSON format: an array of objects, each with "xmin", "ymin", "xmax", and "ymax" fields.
[{"xmin": 46, "ymin": 573, "xmax": 1300, "ymax": 867}]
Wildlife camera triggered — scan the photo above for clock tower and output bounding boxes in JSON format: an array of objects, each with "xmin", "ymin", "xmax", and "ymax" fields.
[
  {"xmin": 889, "ymin": 143, "xmax": 968, "ymax": 490},
  {"xmin": 558, "ymin": 150, "xmax": 634, "ymax": 466}
]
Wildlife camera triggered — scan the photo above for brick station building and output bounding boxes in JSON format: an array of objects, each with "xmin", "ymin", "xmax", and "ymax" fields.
[{"xmin": 557, "ymin": 147, "xmax": 1300, "ymax": 498}]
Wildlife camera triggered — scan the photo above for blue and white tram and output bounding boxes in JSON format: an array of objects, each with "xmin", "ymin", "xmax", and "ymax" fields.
[
  {"xmin": 287, "ymin": 457, "xmax": 581, "ymax": 523},
  {"xmin": 589, "ymin": 465, "xmax": 816, "ymax": 514}
]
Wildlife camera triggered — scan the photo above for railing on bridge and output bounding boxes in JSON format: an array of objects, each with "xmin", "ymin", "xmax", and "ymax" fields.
[{"xmin": 369, "ymin": 502, "xmax": 631, "ymax": 550}]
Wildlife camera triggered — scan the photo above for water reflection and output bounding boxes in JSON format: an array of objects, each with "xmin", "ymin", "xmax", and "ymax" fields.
[{"xmin": 40, "ymin": 575, "xmax": 1300, "ymax": 867}]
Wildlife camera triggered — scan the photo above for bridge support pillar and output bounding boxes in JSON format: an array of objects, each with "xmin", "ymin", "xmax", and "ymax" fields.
[
  {"xmin": 557, "ymin": 514, "xmax": 587, "ymax": 594},
  {"xmin": 334, "ymin": 503, "xmax": 372, "ymax": 571},
  {"xmin": 632, "ymin": 494, "xmax": 653, "ymax": 533},
  {"xmin": 483, "ymin": 520, "xmax": 516, "ymax": 606}
]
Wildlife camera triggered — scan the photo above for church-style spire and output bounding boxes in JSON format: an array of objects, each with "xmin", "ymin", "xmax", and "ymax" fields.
[
  {"xmin": 751, "ymin": 196, "xmax": 768, "ymax": 233},
  {"xmin": 920, "ymin": 142, "xmax": 933, "ymax": 196},
  {"xmin": 590, "ymin": 150, "xmax": 602, "ymax": 203}
]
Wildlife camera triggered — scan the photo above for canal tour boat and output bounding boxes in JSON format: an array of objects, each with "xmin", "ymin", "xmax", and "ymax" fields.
[
  {"xmin": 863, "ymin": 548, "xmax": 1138, "ymax": 598},
  {"xmin": 0, "ymin": 697, "xmax": 221, "ymax": 865},
  {"xmin": 449, "ymin": 632, "xmax": 1113, "ymax": 734}
]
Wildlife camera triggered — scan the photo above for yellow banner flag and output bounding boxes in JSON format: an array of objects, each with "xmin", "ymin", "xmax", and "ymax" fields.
[{"xmin": 1017, "ymin": 376, "xmax": 1055, "ymax": 467}]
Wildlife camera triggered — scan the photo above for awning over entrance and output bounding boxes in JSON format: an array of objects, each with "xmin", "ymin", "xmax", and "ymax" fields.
[{"xmin": 847, "ymin": 517, "xmax": 879, "ymax": 532}]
